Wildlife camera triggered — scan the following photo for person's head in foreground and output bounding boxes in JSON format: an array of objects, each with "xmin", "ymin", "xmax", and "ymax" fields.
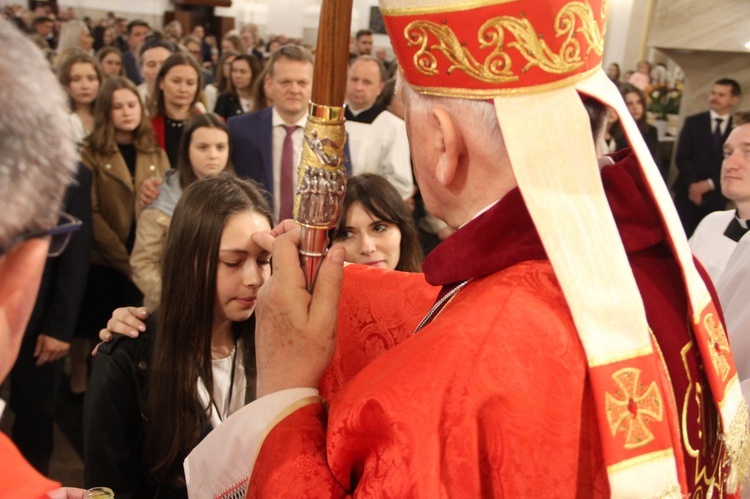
[
  {"xmin": 0, "ymin": 17, "xmax": 76, "ymax": 386},
  {"xmin": 330, "ymin": 173, "xmax": 422, "ymax": 272}
]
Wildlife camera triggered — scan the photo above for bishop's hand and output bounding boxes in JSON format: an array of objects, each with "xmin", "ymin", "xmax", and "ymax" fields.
[{"xmin": 252, "ymin": 226, "xmax": 345, "ymax": 397}]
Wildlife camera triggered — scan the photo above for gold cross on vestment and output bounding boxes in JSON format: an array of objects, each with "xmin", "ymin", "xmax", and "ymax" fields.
[
  {"xmin": 605, "ymin": 368, "xmax": 664, "ymax": 449},
  {"xmin": 703, "ymin": 314, "xmax": 731, "ymax": 382}
]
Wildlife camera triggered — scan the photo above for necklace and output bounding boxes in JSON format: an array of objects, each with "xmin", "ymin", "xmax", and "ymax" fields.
[{"xmin": 413, "ymin": 278, "xmax": 474, "ymax": 335}]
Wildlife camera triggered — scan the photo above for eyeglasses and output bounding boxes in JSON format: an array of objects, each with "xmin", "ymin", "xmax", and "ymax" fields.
[{"xmin": 0, "ymin": 212, "xmax": 82, "ymax": 258}]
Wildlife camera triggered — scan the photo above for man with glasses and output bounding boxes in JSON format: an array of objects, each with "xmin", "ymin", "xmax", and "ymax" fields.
[{"xmin": 0, "ymin": 17, "xmax": 87, "ymax": 499}]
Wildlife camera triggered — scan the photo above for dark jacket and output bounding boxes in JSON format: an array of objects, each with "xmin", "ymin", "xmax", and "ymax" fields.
[
  {"xmin": 83, "ymin": 327, "xmax": 208, "ymax": 499},
  {"xmin": 214, "ymin": 92, "xmax": 245, "ymax": 120}
]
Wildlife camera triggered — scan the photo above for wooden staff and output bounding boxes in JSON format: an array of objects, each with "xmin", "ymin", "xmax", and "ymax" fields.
[{"xmin": 294, "ymin": 0, "xmax": 353, "ymax": 292}]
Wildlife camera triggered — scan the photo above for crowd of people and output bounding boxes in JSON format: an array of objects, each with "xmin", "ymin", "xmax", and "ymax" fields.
[{"xmin": 1, "ymin": 0, "xmax": 749, "ymax": 498}]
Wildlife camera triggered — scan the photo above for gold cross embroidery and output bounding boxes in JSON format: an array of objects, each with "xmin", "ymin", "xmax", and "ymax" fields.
[
  {"xmin": 703, "ymin": 313, "xmax": 731, "ymax": 382},
  {"xmin": 605, "ymin": 368, "xmax": 664, "ymax": 449}
]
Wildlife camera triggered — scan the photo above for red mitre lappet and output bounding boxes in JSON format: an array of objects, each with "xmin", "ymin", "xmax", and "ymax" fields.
[{"xmin": 381, "ymin": 0, "xmax": 750, "ymax": 496}]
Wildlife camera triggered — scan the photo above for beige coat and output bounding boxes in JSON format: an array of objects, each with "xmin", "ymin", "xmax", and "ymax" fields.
[
  {"xmin": 81, "ymin": 146, "xmax": 170, "ymax": 277},
  {"xmin": 130, "ymin": 208, "xmax": 171, "ymax": 310}
]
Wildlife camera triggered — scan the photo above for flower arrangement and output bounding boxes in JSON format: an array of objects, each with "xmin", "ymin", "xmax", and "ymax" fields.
[{"xmin": 646, "ymin": 80, "xmax": 682, "ymax": 120}]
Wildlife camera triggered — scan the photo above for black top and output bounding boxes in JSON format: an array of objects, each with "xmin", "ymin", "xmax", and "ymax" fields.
[
  {"xmin": 164, "ymin": 118, "xmax": 186, "ymax": 167},
  {"xmin": 117, "ymin": 143, "xmax": 137, "ymax": 177},
  {"xmin": 345, "ymin": 102, "xmax": 386, "ymax": 124},
  {"xmin": 83, "ymin": 319, "xmax": 204, "ymax": 499},
  {"xmin": 214, "ymin": 92, "xmax": 244, "ymax": 120}
]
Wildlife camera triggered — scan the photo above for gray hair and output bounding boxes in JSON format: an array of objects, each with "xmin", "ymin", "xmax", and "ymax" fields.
[
  {"xmin": 0, "ymin": 18, "xmax": 76, "ymax": 245},
  {"xmin": 57, "ymin": 19, "xmax": 89, "ymax": 54},
  {"xmin": 397, "ymin": 77, "xmax": 503, "ymax": 154}
]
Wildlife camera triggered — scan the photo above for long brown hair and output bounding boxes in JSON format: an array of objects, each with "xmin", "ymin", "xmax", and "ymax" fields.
[
  {"xmin": 56, "ymin": 50, "xmax": 104, "ymax": 109},
  {"xmin": 213, "ymin": 50, "xmax": 239, "ymax": 94},
  {"xmin": 226, "ymin": 54, "xmax": 261, "ymax": 95},
  {"xmin": 175, "ymin": 113, "xmax": 233, "ymax": 189},
  {"xmin": 331, "ymin": 174, "xmax": 423, "ymax": 272},
  {"xmin": 148, "ymin": 52, "xmax": 203, "ymax": 117},
  {"xmin": 144, "ymin": 172, "xmax": 272, "ymax": 484},
  {"xmin": 85, "ymin": 76, "xmax": 157, "ymax": 158}
]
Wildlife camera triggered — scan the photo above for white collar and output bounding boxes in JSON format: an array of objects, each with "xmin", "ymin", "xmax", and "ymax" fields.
[{"xmin": 271, "ymin": 107, "xmax": 307, "ymax": 128}]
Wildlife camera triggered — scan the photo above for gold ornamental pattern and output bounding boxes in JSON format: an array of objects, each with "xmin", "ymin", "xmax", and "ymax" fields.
[
  {"xmin": 605, "ymin": 368, "xmax": 664, "ymax": 449},
  {"xmin": 293, "ymin": 114, "xmax": 347, "ymax": 229},
  {"xmin": 403, "ymin": 1, "xmax": 604, "ymax": 84},
  {"xmin": 702, "ymin": 313, "xmax": 731, "ymax": 383}
]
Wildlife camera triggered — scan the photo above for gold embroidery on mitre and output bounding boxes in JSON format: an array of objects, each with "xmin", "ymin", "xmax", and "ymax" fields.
[
  {"xmin": 605, "ymin": 368, "xmax": 664, "ymax": 449},
  {"xmin": 703, "ymin": 313, "xmax": 731, "ymax": 382},
  {"xmin": 402, "ymin": 0, "xmax": 603, "ymax": 84}
]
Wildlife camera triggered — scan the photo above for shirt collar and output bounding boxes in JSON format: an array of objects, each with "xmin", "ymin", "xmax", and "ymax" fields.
[
  {"xmin": 346, "ymin": 103, "xmax": 374, "ymax": 117},
  {"xmin": 271, "ymin": 107, "xmax": 307, "ymax": 128},
  {"xmin": 709, "ymin": 109, "xmax": 731, "ymax": 121}
]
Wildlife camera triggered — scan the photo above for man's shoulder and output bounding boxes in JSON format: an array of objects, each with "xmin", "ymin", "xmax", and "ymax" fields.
[
  {"xmin": 690, "ymin": 210, "xmax": 735, "ymax": 245},
  {"xmin": 685, "ymin": 111, "xmax": 710, "ymax": 124},
  {"xmin": 228, "ymin": 106, "xmax": 272, "ymax": 130}
]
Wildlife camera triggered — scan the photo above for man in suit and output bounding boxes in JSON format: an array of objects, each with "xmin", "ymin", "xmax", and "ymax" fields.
[
  {"xmin": 674, "ymin": 78, "xmax": 741, "ymax": 236},
  {"xmin": 122, "ymin": 20, "xmax": 150, "ymax": 85},
  {"xmin": 228, "ymin": 45, "xmax": 351, "ymax": 222}
]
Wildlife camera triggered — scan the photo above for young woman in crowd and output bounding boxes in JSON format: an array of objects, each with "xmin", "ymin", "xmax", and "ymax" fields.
[
  {"xmin": 57, "ymin": 50, "xmax": 103, "ymax": 148},
  {"xmin": 214, "ymin": 54, "xmax": 261, "ymax": 119},
  {"xmin": 331, "ymin": 173, "xmax": 423, "ymax": 272},
  {"xmin": 149, "ymin": 52, "xmax": 204, "ymax": 166},
  {"xmin": 611, "ymin": 84, "xmax": 661, "ymax": 171},
  {"xmin": 131, "ymin": 113, "xmax": 232, "ymax": 310},
  {"xmin": 70, "ymin": 77, "xmax": 170, "ymax": 398},
  {"xmin": 203, "ymin": 50, "xmax": 239, "ymax": 112},
  {"xmin": 220, "ymin": 32, "xmax": 246, "ymax": 55},
  {"xmin": 92, "ymin": 25, "xmax": 118, "ymax": 52},
  {"xmin": 84, "ymin": 173, "xmax": 272, "ymax": 498},
  {"xmin": 96, "ymin": 46, "xmax": 124, "ymax": 78},
  {"xmin": 56, "ymin": 19, "xmax": 94, "ymax": 56}
]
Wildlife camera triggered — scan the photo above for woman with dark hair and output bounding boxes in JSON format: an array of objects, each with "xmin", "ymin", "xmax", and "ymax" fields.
[
  {"xmin": 611, "ymin": 84, "xmax": 661, "ymax": 171},
  {"xmin": 84, "ymin": 173, "xmax": 272, "ymax": 498},
  {"xmin": 330, "ymin": 173, "xmax": 423, "ymax": 272},
  {"xmin": 96, "ymin": 46, "xmax": 124, "ymax": 78},
  {"xmin": 214, "ymin": 54, "xmax": 261, "ymax": 119},
  {"xmin": 203, "ymin": 49, "xmax": 239, "ymax": 112},
  {"xmin": 606, "ymin": 62, "xmax": 620, "ymax": 85},
  {"xmin": 71, "ymin": 77, "xmax": 170, "ymax": 398},
  {"xmin": 57, "ymin": 50, "xmax": 103, "ymax": 148},
  {"xmin": 149, "ymin": 52, "xmax": 204, "ymax": 166},
  {"xmin": 131, "ymin": 113, "xmax": 233, "ymax": 309}
]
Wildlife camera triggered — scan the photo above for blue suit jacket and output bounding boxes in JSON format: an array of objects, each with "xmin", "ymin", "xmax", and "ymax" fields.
[{"xmin": 228, "ymin": 107, "xmax": 352, "ymax": 211}]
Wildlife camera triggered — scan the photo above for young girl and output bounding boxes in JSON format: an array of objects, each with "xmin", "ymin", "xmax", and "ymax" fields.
[
  {"xmin": 96, "ymin": 46, "xmax": 124, "ymax": 78},
  {"xmin": 214, "ymin": 54, "xmax": 261, "ymax": 119},
  {"xmin": 149, "ymin": 52, "xmax": 204, "ymax": 166},
  {"xmin": 131, "ymin": 113, "xmax": 233, "ymax": 310},
  {"xmin": 70, "ymin": 77, "xmax": 170, "ymax": 397},
  {"xmin": 331, "ymin": 174, "xmax": 423, "ymax": 272},
  {"xmin": 57, "ymin": 51, "xmax": 103, "ymax": 148},
  {"xmin": 84, "ymin": 173, "xmax": 272, "ymax": 498}
]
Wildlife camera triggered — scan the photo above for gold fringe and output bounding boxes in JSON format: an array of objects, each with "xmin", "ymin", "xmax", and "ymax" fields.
[
  {"xmin": 723, "ymin": 403, "xmax": 750, "ymax": 493},
  {"xmin": 653, "ymin": 484, "xmax": 682, "ymax": 498}
]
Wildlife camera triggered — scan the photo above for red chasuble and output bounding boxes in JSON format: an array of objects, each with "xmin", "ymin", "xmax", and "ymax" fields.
[
  {"xmin": 248, "ymin": 151, "xmax": 732, "ymax": 497},
  {"xmin": 0, "ymin": 432, "xmax": 60, "ymax": 498}
]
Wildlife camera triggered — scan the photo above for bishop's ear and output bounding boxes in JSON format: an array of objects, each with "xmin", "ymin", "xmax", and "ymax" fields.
[{"xmin": 432, "ymin": 106, "xmax": 465, "ymax": 186}]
